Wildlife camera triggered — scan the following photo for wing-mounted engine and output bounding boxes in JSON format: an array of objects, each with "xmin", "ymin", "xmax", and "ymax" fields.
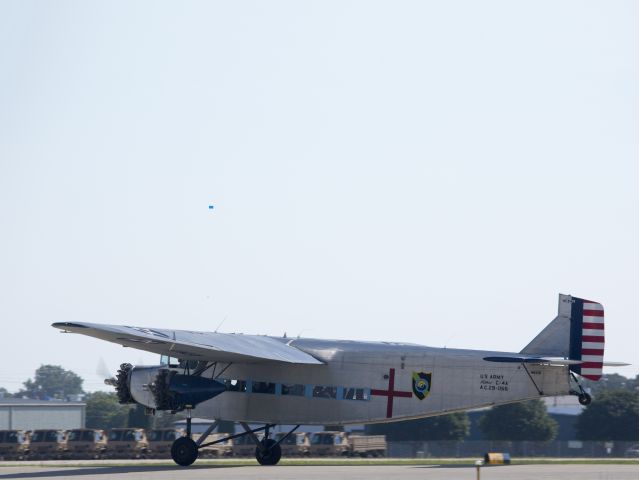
[
  {"xmin": 106, "ymin": 364, "xmax": 226, "ymax": 412},
  {"xmin": 148, "ymin": 369, "xmax": 227, "ymax": 411}
]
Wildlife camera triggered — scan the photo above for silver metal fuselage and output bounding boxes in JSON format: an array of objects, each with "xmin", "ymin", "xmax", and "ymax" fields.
[{"xmin": 193, "ymin": 338, "xmax": 571, "ymax": 425}]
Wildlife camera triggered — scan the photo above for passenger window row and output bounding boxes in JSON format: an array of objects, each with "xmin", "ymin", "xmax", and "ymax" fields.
[{"xmin": 222, "ymin": 379, "xmax": 370, "ymax": 401}]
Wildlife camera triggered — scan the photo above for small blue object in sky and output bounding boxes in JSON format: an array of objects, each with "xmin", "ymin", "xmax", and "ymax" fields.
[{"xmin": 208, "ymin": 205, "xmax": 214, "ymax": 210}]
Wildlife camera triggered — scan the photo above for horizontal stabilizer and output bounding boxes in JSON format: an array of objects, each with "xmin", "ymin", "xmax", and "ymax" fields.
[
  {"xmin": 484, "ymin": 356, "xmax": 630, "ymax": 367},
  {"xmin": 484, "ymin": 356, "xmax": 582, "ymax": 365},
  {"xmin": 51, "ymin": 322, "xmax": 324, "ymax": 365}
]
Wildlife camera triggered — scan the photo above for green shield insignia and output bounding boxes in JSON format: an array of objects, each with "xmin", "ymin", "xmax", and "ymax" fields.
[{"xmin": 412, "ymin": 372, "xmax": 432, "ymax": 400}]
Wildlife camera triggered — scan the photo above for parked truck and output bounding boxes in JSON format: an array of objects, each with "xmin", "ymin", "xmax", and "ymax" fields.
[
  {"xmin": 309, "ymin": 432, "xmax": 386, "ymax": 457},
  {"xmin": 106, "ymin": 428, "xmax": 148, "ymax": 459},
  {"xmin": 232, "ymin": 433, "xmax": 262, "ymax": 457},
  {"xmin": 0, "ymin": 430, "xmax": 30, "ymax": 460},
  {"xmin": 274, "ymin": 432, "xmax": 311, "ymax": 457},
  {"xmin": 147, "ymin": 429, "xmax": 184, "ymax": 459},
  {"xmin": 29, "ymin": 430, "xmax": 68, "ymax": 459},
  {"xmin": 193, "ymin": 433, "xmax": 233, "ymax": 458},
  {"xmin": 66, "ymin": 429, "xmax": 107, "ymax": 459}
]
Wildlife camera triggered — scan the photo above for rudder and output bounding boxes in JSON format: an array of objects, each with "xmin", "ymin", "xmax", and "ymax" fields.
[
  {"xmin": 570, "ymin": 297, "xmax": 605, "ymax": 381},
  {"xmin": 521, "ymin": 294, "xmax": 605, "ymax": 381}
]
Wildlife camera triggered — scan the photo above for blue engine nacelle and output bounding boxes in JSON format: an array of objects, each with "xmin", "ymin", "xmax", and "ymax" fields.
[{"xmin": 125, "ymin": 365, "xmax": 226, "ymax": 412}]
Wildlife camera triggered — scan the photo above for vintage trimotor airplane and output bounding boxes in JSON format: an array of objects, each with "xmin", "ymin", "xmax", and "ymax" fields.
[{"xmin": 52, "ymin": 294, "xmax": 626, "ymax": 466}]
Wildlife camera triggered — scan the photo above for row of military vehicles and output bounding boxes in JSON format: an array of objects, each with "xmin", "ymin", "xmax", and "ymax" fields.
[{"xmin": 0, "ymin": 429, "xmax": 386, "ymax": 460}]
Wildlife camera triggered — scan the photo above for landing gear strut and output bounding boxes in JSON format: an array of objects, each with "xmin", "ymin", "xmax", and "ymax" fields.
[
  {"xmin": 248, "ymin": 425, "xmax": 282, "ymax": 466},
  {"xmin": 171, "ymin": 407, "xmax": 198, "ymax": 466},
  {"xmin": 170, "ymin": 413, "xmax": 299, "ymax": 467},
  {"xmin": 570, "ymin": 373, "xmax": 592, "ymax": 406}
]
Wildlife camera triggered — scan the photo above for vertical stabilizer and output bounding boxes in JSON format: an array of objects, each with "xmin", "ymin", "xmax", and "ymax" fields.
[{"xmin": 521, "ymin": 294, "xmax": 605, "ymax": 381}]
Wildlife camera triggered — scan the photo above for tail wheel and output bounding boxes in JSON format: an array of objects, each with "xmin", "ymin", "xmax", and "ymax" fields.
[
  {"xmin": 578, "ymin": 393, "xmax": 592, "ymax": 406},
  {"xmin": 171, "ymin": 437, "xmax": 198, "ymax": 466},
  {"xmin": 255, "ymin": 439, "xmax": 281, "ymax": 466}
]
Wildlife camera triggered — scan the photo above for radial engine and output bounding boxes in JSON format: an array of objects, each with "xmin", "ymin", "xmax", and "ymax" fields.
[{"xmin": 106, "ymin": 363, "xmax": 226, "ymax": 412}]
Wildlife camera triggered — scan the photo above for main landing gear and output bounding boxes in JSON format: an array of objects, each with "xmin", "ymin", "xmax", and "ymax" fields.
[
  {"xmin": 570, "ymin": 373, "xmax": 592, "ymax": 406},
  {"xmin": 171, "ymin": 407, "xmax": 199, "ymax": 466},
  {"xmin": 171, "ymin": 437, "xmax": 198, "ymax": 466},
  {"xmin": 240, "ymin": 423, "xmax": 298, "ymax": 466},
  {"xmin": 169, "ymin": 409, "xmax": 299, "ymax": 467}
]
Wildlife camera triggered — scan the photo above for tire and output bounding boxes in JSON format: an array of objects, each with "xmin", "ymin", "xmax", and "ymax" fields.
[
  {"xmin": 255, "ymin": 439, "xmax": 282, "ymax": 466},
  {"xmin": 171, "ymin": 437, "xmax": 198, "ymax": 467},
  {"xmin": 578, "ymin": 393, "xmax": 592, "ymax": 406}
]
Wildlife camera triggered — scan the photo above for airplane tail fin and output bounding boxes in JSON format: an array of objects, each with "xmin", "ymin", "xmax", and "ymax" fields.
[{"xmin": 520, "ymin": 294, "xmax": 605, "ymax": 381}]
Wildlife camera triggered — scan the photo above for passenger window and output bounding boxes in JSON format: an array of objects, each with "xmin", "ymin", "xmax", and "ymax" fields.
[
  {"xmin": 343, "ymin": 387, "xmax": 369, "ymax": 401},
  {"xmin": 312, "ymin": 386, "xmax": 337, "ymax": 399},
  {"xmin": 281, "ymin": 383, "xmax": 305, "ymax": 396},
  {"xmin": 252, "ymin": 381, "xmax": 276, "ymax": 394}
]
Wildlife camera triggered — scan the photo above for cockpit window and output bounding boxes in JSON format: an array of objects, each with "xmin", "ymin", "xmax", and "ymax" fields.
[{"xmin": 224, "ymin": 379, "xmax": 247, "ymax": 392}]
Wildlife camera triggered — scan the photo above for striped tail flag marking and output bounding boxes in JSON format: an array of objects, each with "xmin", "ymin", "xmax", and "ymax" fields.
[{"xmin": 579, "ymin": 301, "xmax": 604, "ymax": 380}]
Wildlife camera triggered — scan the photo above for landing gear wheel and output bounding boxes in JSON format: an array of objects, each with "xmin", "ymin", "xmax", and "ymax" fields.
[
  {"xmin": 255, "ymin": 439, "xmax": 281, "ymax": 466},
  {"xmin": 171, "ymin": 437, "xmax": 198, "ymax": 466},
  {"xmin": 578, "ymin": 393, "xmax": 592, "ymax": 406}
]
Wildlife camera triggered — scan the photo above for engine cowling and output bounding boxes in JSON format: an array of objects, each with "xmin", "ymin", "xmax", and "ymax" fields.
[{"xmin": 125, "ymin": 365, "xmax": 227, "ymax": 412}]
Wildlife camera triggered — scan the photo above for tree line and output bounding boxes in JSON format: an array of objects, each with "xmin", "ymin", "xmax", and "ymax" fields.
[{"xmin": 3, "ymin": 365, "xmax": 639, "ymax": 441}]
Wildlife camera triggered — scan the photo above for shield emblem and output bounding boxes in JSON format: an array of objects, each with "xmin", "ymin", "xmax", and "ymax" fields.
[{"xmin": 412, "ymin": 372, "xmax": 432, "ymax": 400}]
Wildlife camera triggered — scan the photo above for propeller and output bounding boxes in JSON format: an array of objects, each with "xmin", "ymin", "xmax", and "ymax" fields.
[{"xmin": 96, "ymin": 357, "xmax": 117, "ymax": 386}]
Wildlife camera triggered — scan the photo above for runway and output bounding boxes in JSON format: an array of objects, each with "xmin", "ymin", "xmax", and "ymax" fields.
[{"xmin": 1, "ymin": 464, "xmax": 639, "ymax": 480}]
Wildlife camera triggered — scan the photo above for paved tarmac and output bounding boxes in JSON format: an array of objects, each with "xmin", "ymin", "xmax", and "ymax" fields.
[{"xmin": 1, "ymin": 464, "xmax": 639, "ymax": 480}]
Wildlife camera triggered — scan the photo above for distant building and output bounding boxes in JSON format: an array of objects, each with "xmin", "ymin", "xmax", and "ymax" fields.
[
  {"xmin": 0, "ymin": 398, "xmax": 85, "ymax": 430},
  {"xmin": 543, "ymin": 395, "xmax": 584, "ymax": 441}
]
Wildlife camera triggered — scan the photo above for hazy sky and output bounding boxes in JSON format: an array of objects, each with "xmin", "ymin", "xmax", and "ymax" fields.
[{"xmin": 1, "ymin": 1, "xmax": 638, "ymax": 393}]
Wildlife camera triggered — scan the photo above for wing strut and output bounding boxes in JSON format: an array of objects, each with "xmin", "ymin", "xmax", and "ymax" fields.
[{"xmin": 521, "ymin": 363, "xmax": 543, "ymax": 395}]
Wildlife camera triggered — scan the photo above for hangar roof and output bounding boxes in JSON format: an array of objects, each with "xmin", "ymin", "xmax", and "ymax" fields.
[{"xmin": 0, "ymin": 398, "xmax": 85, "ymax": 407}]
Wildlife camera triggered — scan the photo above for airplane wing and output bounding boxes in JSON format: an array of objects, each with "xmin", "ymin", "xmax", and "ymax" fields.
[{"xmin": 51, "ymin": 322, "xmax": 324, "ymax": 365}]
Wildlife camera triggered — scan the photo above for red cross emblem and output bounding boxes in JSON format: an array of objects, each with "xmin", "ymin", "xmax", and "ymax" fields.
[{"xmin": 370, "ymin": 368, "xmax": 413, "ymax": 418}]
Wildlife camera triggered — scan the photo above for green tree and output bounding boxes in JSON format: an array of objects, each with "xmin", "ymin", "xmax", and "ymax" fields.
[
  {"xmin": 127, "ymin": 404, "xmax": 151, "ymax": 429},
  {"xmin": 576, "ymin": 390, "xmax": 639, "ymax": 442},
  {"xmin": 19, "ymin": 365, "xmax": 84, "ymax": 400},
  {"xmin": 478, "ymin": 400, "xmax": 557, "ymax": 441},
  {"xmin": 0, "ymin": 387, "xmax": 12, "ymax": 398},
  {"xmin": 85, "ymin": 392, "xmax": 130, "ymax": 429},
  {"xmin": 366, "ymin": 412, "xmax": 470, "ymax": 441},
  {"xmin": 581, "ymin": 374, "xmax": 639, "ymax": 396},
  {"xmin": 151, "ymin": 411, "xmax": 184, "ymax": 429}
]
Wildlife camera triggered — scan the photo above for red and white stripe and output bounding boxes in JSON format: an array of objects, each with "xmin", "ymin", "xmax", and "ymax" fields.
[{"xmin": 580, "ymin": 301, "xmax": 604, "ymax": 380}]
